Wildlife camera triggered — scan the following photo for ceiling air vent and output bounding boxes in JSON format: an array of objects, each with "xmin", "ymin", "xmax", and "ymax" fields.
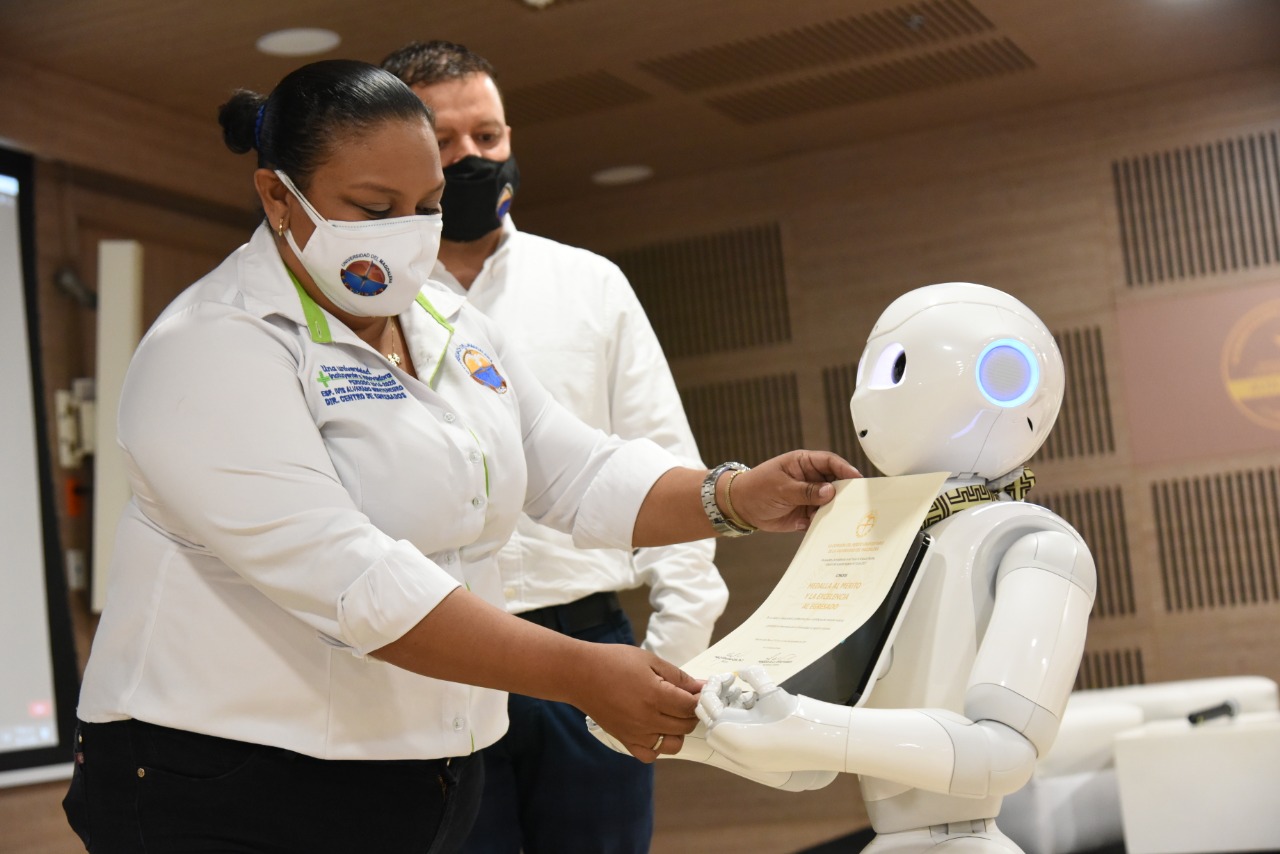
[
  {"xmin": 504, "ymin": 70, "xmax": 652, "ymax": 126},
  {"xmin": 704, "ymin": 37, "xmax": 1034, "ymax": 124},
  {"xmin": 639, "ymin": 0, "xmax": 994, "ymax": 92}
]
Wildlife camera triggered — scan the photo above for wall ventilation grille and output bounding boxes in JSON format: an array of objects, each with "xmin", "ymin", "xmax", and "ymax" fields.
[
  {"xmin": 1113, "ymin": 130, "xmax": 1280, "ymax": 286},
  {"xmin": 1152, "ymin": 468, "xmax": 1280, "ymax": 612},
  {"xmin": 638, "ymin": 0, "xmax": 994, "ymax": 92},
  {"xmin": 821, "ymin": 362, "xmax": 883, "ymax": 477},
  {"xmin": 1075, "ymin": 647, "xmax": 1146, "ymax": 690},
  {"xmin": 611, "ymin": 224, "xmax": 791, "ymax": 358},
  {"xmin": 1036, "ymin": 486, "xmax": 1135, "ymax": 618},
  {"xmin": 1034, "ymin": 326, "xmax": 1116, "ymax": 462},
  {"xmin": 681, "ymin": 374, "xmax": 803, "ymax": 467}
]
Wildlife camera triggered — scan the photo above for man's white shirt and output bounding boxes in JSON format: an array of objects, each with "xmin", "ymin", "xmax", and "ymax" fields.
[{"xmin": 431, "ymin": 217, "xmax": 727, "ymax": 665}]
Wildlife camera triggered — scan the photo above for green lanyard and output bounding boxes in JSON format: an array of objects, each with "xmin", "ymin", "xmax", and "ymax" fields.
[{"xmin": 288, "ymin": 268, "xmax": 455, "ymax": 387}]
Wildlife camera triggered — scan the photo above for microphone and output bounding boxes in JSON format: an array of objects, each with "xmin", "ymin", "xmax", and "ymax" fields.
[{"xmin": 1186, "ymin": 698, "xmax": 1239, "ymax": 726}]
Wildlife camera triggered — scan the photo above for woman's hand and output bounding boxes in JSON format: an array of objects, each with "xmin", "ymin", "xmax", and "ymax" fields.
[
  {"xmin": 569, "ymin": 644, "xmax": 702, "ymax": 762},
  {"xmin": 728, "ymin": 450, "xmax": 861, "ymax": 533},
  {"xmin": 632, "ymin": 450, "xmax": 860, "ymax": 546}
]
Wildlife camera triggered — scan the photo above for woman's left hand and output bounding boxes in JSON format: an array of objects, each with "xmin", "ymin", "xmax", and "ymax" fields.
[{"xmin": 728, "ymin": 450, "xmax": 860, "ymax": 533}]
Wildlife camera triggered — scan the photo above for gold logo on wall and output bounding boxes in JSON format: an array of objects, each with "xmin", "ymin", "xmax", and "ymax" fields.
[{"xmin": 1223, "ymin": 299, "xmax": 1280, "ymax": 431}]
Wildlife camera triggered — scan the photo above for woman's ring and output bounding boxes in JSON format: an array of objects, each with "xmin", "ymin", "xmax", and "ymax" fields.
[{"xmin": 651, "ymin": 734, "xmax": 665, "ymax": 751}]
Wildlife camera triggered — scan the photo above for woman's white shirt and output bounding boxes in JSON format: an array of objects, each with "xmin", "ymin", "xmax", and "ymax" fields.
[{"xmin": 76, "ymin": 224, "xmax": 678, "ymax": 760}]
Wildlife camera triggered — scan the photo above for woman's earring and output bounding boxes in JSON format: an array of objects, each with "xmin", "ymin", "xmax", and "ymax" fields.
[{"xmin": 277, "ymin": 217, "xmax": 286, "ymax": 238}]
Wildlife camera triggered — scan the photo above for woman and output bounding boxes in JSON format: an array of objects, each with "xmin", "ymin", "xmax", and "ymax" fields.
[{"xmin": 63, "ymin": 59, "xmax": 857, "ymax": 853}]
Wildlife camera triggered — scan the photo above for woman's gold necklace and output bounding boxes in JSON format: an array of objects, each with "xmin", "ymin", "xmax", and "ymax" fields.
[{"xmin": 385, "ymin": 320, "xmax": 403, "ymax": 366}]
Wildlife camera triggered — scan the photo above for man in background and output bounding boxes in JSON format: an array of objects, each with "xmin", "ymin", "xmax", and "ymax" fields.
[{"xmin": 381, "ymin": 41, "xmax": 728, "ymax": 854}]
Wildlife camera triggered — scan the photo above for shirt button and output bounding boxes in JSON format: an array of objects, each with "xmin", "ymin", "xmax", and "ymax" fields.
[
  {"xmin": 503, "ymin": 587, "xmax": 515, "ymax": 599},
  {"xmin": 469, "ymin": 451, "xmax": 482, "ymax": 464},
  {"xmin": 443, "ymin": 412, "xmax": 456, "ymax": 423},
  {"xmin": 452, "ymin": 717, "xmax": 466, "ymax": 732},
  {"xmin": 471, "ymin": 497, "xmax": 484, "ymax": 509}
]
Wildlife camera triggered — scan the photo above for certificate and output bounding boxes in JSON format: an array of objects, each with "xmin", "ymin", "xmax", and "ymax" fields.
[{"xmin": 681, "ymin": 471, "xmax": 948, "ymax": 684}]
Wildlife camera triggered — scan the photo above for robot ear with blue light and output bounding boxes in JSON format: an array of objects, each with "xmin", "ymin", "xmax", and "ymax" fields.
[{"xmin": 977, "ymin": 338, "xmax": 1040, "ymax": 408}]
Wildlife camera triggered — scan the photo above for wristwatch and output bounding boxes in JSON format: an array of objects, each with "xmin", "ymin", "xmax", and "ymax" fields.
[{"xmin": 701, "ymin": 462, "xmax": 755, "ymax": 537}]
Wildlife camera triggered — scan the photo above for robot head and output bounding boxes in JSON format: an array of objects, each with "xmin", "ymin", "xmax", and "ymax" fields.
[{"xmin": 851, "ymin": 282, "xmax": 1064, "ymax": 479}]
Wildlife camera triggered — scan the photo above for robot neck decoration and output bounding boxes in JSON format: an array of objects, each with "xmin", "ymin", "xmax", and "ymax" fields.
[{"xmin": 921, "ymin": 466, "xmax": 1037, "ymax": 529}]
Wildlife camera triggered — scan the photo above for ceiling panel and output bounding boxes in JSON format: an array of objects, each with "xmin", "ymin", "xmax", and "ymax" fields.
[{"xmin": 1, "ymin": 0, "xmax": 1277, "ymax": 210}]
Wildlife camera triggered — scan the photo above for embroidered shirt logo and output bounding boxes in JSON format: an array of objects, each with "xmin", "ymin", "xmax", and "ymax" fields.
[
  {"xmin": 455, "ymin": 344, "xmax": 507, "ymax": 393},
  {"xmin": 316, "ymin": 364, "xmax": 408, "ymax": 407},
  {"xmin": 339, "ymin": 254, "xmax": 391, "ymax": 297}
]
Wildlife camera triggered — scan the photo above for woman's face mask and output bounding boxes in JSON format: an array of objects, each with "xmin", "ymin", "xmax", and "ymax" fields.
[{"xmin": 276, "ymin": 170, "xmax": 443, "ymax": 317}]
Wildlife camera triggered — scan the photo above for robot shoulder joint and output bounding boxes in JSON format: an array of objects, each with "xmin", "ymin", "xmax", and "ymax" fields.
[{"xmin": 995, "ymin": 529, "xmax": 1096, "ymax": 600}]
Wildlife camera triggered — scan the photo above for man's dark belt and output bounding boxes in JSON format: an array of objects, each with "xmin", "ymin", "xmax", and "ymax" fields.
[{"xmin": 517, "ymin": 591, "xmax": 622, "ymax": 634}]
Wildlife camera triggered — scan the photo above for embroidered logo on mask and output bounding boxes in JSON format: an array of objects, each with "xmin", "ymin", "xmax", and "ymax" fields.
[
  {"xmin": 455, "ymin": 344, "xmax": 508, "ymax": 393},
  {"xmin": 496, "ymin": 183, "xmax": 515, "ymax": 219},
  {"xmin": 339, "ymin": 254, "xmax": 392, "ymax": 296}
]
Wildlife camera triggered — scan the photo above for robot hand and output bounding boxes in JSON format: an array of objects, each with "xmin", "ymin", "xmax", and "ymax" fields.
[
  {"xmin": 586, "ymin": 708, "xmax": 836, "ymax": 793},
  {"xmin": 697, "ymin": 667, "xmax": 853, "ymax": 775},
  {"xmin": 696, "ymin": 667, "xmax": 799, "ymax": 725}
]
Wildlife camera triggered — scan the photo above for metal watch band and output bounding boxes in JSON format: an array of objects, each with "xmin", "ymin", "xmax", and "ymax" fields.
[{"xmin": 701, "ymin": 462, "xmax": 754, "ymax": 537}]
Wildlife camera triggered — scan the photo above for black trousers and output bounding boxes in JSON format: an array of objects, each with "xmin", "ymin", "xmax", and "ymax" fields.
[
  {"xmin": 63, "ymin": 719, "xmax": 482, "ymax": 853},
  {"xmin": 459, "ymin": 599, "xmax": 654, "ymax": 854}
]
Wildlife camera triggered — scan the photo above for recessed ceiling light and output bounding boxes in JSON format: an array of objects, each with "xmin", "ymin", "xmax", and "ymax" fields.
[
  {"xmin": 591, "ymin": 165, "xmax": 654, "ymax": 187},
  {"xmin": 256, "ymin": 28, "xmax": 341, "ymax": 57}
]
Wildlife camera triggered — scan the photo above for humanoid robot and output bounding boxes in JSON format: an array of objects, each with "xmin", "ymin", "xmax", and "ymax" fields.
[{"xmin": 693, "ymin": 282, "xmax": 1097, "ymax": 852}]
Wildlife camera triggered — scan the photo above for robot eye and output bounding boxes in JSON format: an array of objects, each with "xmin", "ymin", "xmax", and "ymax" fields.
[
  {"xmin": 865, "ymin": 343, "xmax": 906, "ymax": 389},
  {"xmin": 977, "ymin": 338, "xmax": 1039, "ymax": 407}
]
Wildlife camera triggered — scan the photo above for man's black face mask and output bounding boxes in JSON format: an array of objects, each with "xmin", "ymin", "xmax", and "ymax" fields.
[{"xmin": 440, "ymin": 155, "xmax": 521, "ymax": 243}]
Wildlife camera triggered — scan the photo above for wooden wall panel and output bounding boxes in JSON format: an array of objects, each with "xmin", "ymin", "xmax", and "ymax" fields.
[
  {"xmin": 611, "ymin": 223, "xmax": 791, "ymax": 358},
  {"xmin": 681, "ymin": 373, "xmax": 803, "ymax": 466},
  {"xmin": 1114, "ymin": 130, "xmax": 1280, "ymax": 286},
  {"xmin": 34, "ymin": 170, "xmax": 250, "ymax": 583},
  {"xmin": 1152, "ymin": 468, "xmax": 1280, "ymax": 612},
  {"xmin": 1035, "ymin": 326, "xmax": 1116, "ymax": 462},
  {"xmin": 0, "ymin": 59, "xmax": 251, "ymax": 212}
]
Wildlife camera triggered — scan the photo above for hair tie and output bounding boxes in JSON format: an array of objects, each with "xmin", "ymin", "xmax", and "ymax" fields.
[{"xmin": 253, "ymin": 104, "xmax": 266, "ymax": 151}]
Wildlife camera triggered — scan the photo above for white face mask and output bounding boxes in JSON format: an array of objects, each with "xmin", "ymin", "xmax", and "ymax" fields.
[{"xmin": 276, "ymin": 170, "xmax": 442, "ymax": 317}]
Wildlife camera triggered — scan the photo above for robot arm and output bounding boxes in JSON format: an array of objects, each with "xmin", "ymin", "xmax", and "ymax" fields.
[
  {"xmin": 585, "ymin": 713, "xmax": 837, "ymax": 792},
  {"xmin": 966, "ymin": 528, "xmax": 1096, "ymax": 757},
  {"xmin": 698, "ymin": 529, "xmax": 1095, "ymax": 799},
  {"xmin": 697, "ymin": 670, "xmax": 1036, "ymax": 798}
]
